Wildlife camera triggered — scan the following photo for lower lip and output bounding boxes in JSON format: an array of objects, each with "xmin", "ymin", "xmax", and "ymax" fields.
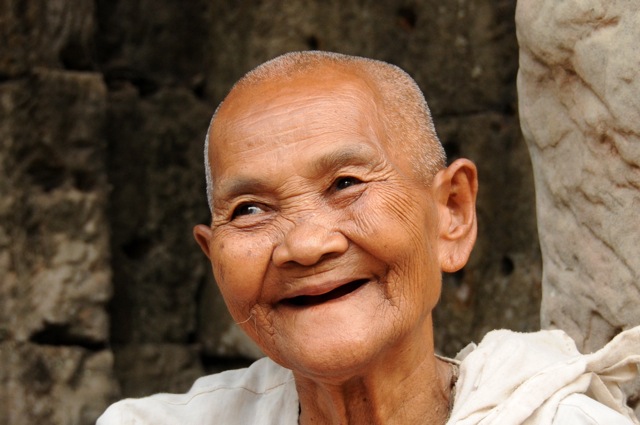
[{"xmin": 280, "ymin": 279, "xmax": 370, "ymax": 308}]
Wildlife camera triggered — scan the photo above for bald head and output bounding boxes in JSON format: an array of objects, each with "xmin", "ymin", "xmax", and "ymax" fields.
[{"xmin": 204, "ymin": 51, "xmax": 446, "ymax": 211}]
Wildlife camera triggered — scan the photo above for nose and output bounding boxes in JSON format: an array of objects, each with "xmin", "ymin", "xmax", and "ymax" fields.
[{"xmin": 272, "ymin": 218, "xmax": 348, "ymax": 267}]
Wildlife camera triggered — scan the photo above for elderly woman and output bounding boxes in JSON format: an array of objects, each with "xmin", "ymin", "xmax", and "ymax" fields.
[{"xmin": 99, "ymin": 52, "xmax": 639, "ymax": 425}]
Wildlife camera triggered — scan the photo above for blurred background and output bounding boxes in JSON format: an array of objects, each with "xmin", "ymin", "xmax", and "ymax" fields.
[{"xmin": 0, "ymin": 1, "xmax": 542, "ymax": 423}]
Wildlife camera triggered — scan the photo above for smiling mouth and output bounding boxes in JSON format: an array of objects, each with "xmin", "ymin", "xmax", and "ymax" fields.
[{"xmin": 283, "ymin": 279, "xmax": 369, "ymax": 307}]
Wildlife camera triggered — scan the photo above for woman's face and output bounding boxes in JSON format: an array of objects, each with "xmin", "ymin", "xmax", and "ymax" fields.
[{"xmin": 195, "ymin": 70, "xmax": 446, "ymax": 381}]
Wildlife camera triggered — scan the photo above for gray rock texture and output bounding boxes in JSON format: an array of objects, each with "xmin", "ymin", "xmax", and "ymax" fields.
[
  {"xmin": 0, "ymin": 67, "xmax": 117, "ymax": 422},
  {"xmin": 0, "ymin": 343, "xmax": 118, "ymax": 425},
  {"xmin": 516, "ymin": 0, "xmax": 640, "ymax": 414},
  {"xmin": 1, "ymin": 2, "xmax": 119, "ymax": 422},
  {"xmin": 0, "ymin": 0, "xmax": 95, "ymax": 76},
  {"xmin": 0, "ymin": 70, "xmax": 111, "ymax": 345},
  {"xmin": 516, "ymin": 0, "xmax": 640, "ymax": 351}
]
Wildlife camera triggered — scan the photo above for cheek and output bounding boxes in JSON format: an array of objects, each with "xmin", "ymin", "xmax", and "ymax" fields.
[
  {"xmin": 346, "ymin": 185, "xmax": 442, "ymax": 306},
  {"xmin": 348, "ymin": 184, "xmax": 436, "ymax": 256},
  {"xmin": 211, "ymin": 231, "xmax": 274, "ymax": 316}
]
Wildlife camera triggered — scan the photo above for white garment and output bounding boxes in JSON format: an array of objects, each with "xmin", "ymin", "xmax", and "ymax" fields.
[
  {"xmin": 447, "ymin": 327, "xmax": 640, "ymax": 424},
  {"xmin": 98, "ymin": 327, "xmax": 640, "ymax": 424},
  {"xmin": 98, "ymin": 357, "xmax": 298, "ymax": 425}
]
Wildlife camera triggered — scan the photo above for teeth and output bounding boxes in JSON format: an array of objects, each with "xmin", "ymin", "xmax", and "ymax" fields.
[{"xmin": 285, "ymin": 279, "xmax": 368, "ymax": 307}]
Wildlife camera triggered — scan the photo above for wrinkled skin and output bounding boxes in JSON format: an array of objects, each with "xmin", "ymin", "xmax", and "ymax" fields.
[{"xmin": 194, "ymin": 64, "xmax": 478, "ymax": 425}]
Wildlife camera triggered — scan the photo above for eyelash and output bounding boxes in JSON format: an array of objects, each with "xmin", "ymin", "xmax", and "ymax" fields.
[
  {"xmin": 333, "ymin": 176, "xmax": 363, "ymax": 191},
  {"xmin": 230, "ymin": 203, "xmax": 264, "ymax": 219},
  {"xmin": 227, "ymin": 176, "xmax": 364, "ymax": 221}
]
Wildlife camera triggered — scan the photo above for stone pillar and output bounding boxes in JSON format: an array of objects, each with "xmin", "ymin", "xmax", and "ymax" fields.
[{"xmin": 516, "ymin": 0, "xmax": 640, "ymax": 414}]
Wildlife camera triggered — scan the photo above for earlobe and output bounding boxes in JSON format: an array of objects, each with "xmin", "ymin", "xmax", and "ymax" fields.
[
  {"xmin": 434, "ymin": 158, "xmax": 478, "ymax": 273},
  {"xmin": 193, "ymin": 224, "xmax": 214, "ymax": 259}
]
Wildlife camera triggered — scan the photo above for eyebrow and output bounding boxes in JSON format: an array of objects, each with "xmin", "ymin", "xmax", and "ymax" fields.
[
  {"xmin": 311, "ymin": 144, "xmax": 376, "ymax": 176},
  {"xmin": 215, "ymin": 177, "xmax": 271, "ymax": 204},
  {"xmin": 214, "ymin": 144, "xmax": 378, "ymax": 203}
]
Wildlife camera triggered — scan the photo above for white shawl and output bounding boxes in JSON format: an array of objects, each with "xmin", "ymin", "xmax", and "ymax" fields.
[{"xmin": 447, "ymin": 327, "xmax": 640, "ymax": 424}]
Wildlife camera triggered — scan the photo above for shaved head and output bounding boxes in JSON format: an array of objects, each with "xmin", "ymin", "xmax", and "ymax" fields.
[{"xmin": 204, "ymin": 51, "xmax": 446, "ymax": 211}]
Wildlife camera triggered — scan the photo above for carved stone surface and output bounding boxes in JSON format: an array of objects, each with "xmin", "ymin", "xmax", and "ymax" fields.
[
  {"xmin": 0, "ymin": 0, "xmax": 95, "ymax": 76},
  {"xmin": 107, "ymin": 86, "xmax": 212, "ymax": 346},
  {"xmin": 516, "ymin": 1, "xmax": 640, "ymax": 414},
  {"xmin": 0, "ymin": 70, "xmax": 111, "ymax": 344},
  {"xmin": 0, "ymin": 342, "xmax": 118, "ymax": 425},
  {"xmin": 112, "ymin": 344, "xmax": 204, "ymax": 398},
  {"xmin": 517, "ymin": 0, "xmax": 640, "ymax": 351},
  {"xmin": 0, "ymin": 3, "xmax": 120, "ymax": 423}
]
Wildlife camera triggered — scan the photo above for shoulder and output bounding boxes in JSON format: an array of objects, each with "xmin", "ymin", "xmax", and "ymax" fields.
[
  {"xmin": 97, "ymin": 357, "xmax": 298, "ymax": 425},
  {"xmin": 553, "ymin": 394, "xmax": 635, "ymax": 424}
]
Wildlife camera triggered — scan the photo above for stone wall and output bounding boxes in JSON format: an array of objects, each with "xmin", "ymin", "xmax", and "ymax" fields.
[
  {"xmin": 516, "ymin": 1, "xmax": 640, "ymax": 414},
  {"xmin": 0, "ymin": 2, "xmax": 119, "ymax": 423},
  {"xmin": 1, "ymin": 1, "xmax": 540, "ymax": 423}
]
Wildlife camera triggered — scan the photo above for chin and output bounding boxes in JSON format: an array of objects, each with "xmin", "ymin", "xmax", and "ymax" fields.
[
  {"xmin": 285, "ymin": 343, "xmax": 384, "ymax": 382},
  {"xmin": 262, "ymin": 318, "xmax": 399, "ymax": 382}
]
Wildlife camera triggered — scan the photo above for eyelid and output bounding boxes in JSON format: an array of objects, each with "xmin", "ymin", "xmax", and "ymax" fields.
[
  {"xmin": 230, "ymin": 201, "xmax": 263, "ymax": 218},
  {"xmin": 333, "ymin": 172, "xmax": 365, "ymax": 186},
  {"xmin": 328, "ymin": 175, "xmax": 367, "ymax": 201}
]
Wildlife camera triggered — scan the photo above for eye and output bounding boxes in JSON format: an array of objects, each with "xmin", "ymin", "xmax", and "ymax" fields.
[
  {"xmin": 231, "ymin": 203, "xmax": 264, "ymax": 219},
  {"xmin": 334, "ymin": 176, "xmax": 362, "ymax": 190}
]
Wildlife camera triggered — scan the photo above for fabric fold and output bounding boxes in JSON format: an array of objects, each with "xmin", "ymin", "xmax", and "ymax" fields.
[{"xmin": 447, "ymin": 326, "xmax": 640, "ymax": 424}]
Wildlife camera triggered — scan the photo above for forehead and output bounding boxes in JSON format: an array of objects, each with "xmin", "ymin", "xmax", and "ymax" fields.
[
  {"xmin": 219, "ymin": 64, "xmax": 378, "ymax": 122},
  {"xmin": 208, "ymin": 69, "xmax": 389, "ymax": 181}
]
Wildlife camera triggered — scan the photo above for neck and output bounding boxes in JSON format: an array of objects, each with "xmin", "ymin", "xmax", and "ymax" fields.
[{"xmin": 294, "ymin": 318, "xmax": 454, "ymax": 425}]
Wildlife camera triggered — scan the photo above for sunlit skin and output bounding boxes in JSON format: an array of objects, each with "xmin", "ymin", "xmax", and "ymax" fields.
[{"xmin": 194, "ymin": 64, "xmax": 478, "ymax": 424}]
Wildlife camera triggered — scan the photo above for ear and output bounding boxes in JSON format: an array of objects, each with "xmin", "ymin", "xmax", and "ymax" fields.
[
  {"xmin": 193, "ymin": 224, "xmax": 214, "ymax": 260},
  {"xmin": 432, "ymin": 158, "xmax": 478, "ymax": 273}
]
